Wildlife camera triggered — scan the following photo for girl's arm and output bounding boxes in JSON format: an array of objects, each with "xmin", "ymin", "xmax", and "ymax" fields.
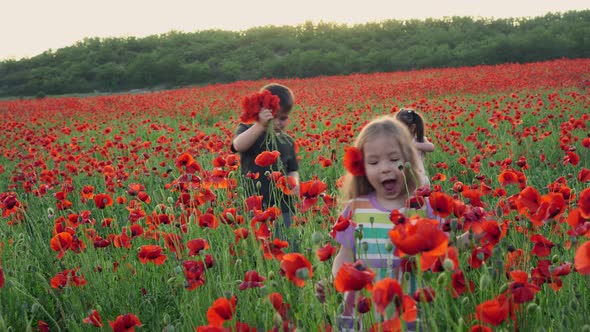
[
  {"xmin": 288, "ymin": 171, "xmax": 300, "ymax": 196},
  {"xmin": 332, "ymin": 246, "xmax": 354, "ymax": 278},
  {"xmin": 414, "ymin": 136, "xmax": 435, "ymax": 153}
]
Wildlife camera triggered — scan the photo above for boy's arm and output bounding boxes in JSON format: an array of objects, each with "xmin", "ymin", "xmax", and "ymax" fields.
[
  {"xmin": 232, "ymin": 123, "xmax": 266, "ymax": 152},
  {"xmin": 232, "ymin": 108, "xmax": 273, "ymax": 152},
  {"xmin": 414, "ymin": 137, "xmax": 435, "ymax": 152}
]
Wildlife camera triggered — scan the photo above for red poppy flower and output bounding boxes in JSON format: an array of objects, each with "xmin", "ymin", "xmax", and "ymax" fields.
[
  {"xmin": 369, "ymin": 317, "xmax": 401, "ymax": 332},
  {"xmin": 579, "ymin": 188, "xmax": 590, "ymax": 219},
  {"xmin": 175, "ymin": 152, "xmax": 201, "ymax": 174},
  {"xmin": 50, "ymin": 268, "xmax": 87, "ymax": 289},
  {"xmin": 371, "ymin": 277, "xmax": 403, "ymax": 316},
  {"xmin": 429, "ymin": 192, "xmax": 455, "ymax": 218},
  {"xmin": 498, "ymin": 170, "xmax": 519, "ymax": 186},
  {"xmin": 508, "ymin": 270, "xmax": 541, "ymax": 303},
  {"xmin": 450, "ymin": 269, "xmax": 474, "ymax": 298},
  {"xmin": 300, "ymin": 178, "xmax": 327, "ymax": 212},
  {"xmin": 38, "ymin": 321, "xmax": 49, "ymax": 332},
  {"xmin": 245, "ymin": 195, "xmax": 263, "ymax": 212},
  {"xmin": 575, "ymin": 240, "xmax": 590, "ymax": 275},
  {"xmin": 196, "ymin": 325, "xmax": 230, "ymax": 332},
  {"xmin": 470, "ymin": 325, "xmax": 493, "ymax": 332},
  {"xmin": 50, "ymin": 232, "xmax": 73, "ymax": 259},
  {"xmin": 530, "ymin": 234, "xmax": 554, "ymax": 257},
  {"xmin": 413, "ymin": 286, "xmax": 436, "ymax": 303},
  {"xmin": 388, "ymin": 217, "xmax": 448, "ymax": 257},
  {"xmin": 269, "ymin": 292, "xmax": 290, "ymax": 320},
  {"xmin": 280, "ymin": 253, "xmax": 313, "ymax": 287},
  {"xmin": 138, "ymin": 245, "xmax": 167, "ymax": 265},
  {"xmin": 187, "ymin": 238, "xmax": 210, "ymax": 256},
  {"xmin": 475, "ymin": 294, "xmax": 509, "ymax": 326},
  {"xmin": 81, "ymin": 185, "xmax": 95, "ymax": 200},
  {"xmin": 334, "ymin": 260, "xmax": 375, "ymax": 292},
  {"xmin": 199, "ymin": 213, "xmax": 219, "ymax": 229},
  {"xmin": 276, "ymin": 175, "xmax": 298, "ymax": 195},
  {"xmin": 343, "ymin": 146, "xmax": 365, "ymax": 176},
  {"xmin": 109, "ymin": 313, "xmax": 142, "ymax": 332},
  {"xmin": 239, "ymin": 89, "xmax": 281, "ymax": 123},
  {"xmin": 357, "ymin": 296, "xmax": 373, "ymax": 314},
  {"xmin": 239, "ymin": 270, "xmax": 266, "ymax": 290},
  {"xmin": 83, "ymin": 309, "xmax": 103, "ymax": 327},
  {"xmin": 207, "ymin": 295, "xmax": 237, "ymax": 327},
  {"xmin": 316, "ymin": 243, "xmax": 338, "ymax": 262},
  {"xmin": 94, "ymin": 193, "xmax": 113, "ymax": 209},
  {"xmin": 578, "ymin": 168, "xmax": 590, "ymax": 182},
  {"xmin": 254, "ymin": 150, "xmax": 281, "ymax": 167}
]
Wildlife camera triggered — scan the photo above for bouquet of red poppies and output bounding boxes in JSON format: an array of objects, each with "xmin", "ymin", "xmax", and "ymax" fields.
[{"xmin": 239, "ymin": 90, "xmax": 281, "ymax": 123}]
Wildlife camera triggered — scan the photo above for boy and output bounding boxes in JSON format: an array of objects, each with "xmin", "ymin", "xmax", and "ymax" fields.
[{"xmin": 231, "ymin": 83, "xmax": 300, "ymax": 244}]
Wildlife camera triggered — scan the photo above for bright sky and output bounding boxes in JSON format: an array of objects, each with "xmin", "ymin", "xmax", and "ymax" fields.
[{"xmin": 1, "ymin": 0, "xmax": 588, "ymax": 60}]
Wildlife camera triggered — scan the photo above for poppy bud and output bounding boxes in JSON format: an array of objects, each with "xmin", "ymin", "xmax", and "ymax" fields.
[
  {"xmin": 581, "ymin": 325, "xmax": 590, "ymax": 332},
  {"xmin": 551, "ymin": 254, "xmax": 560, "ymax": 264},
  {"xmin": 436, "ymin": 272, "xmax": 447, "ymax": 286},
  {"xmin": 162, "ymin": 313, "xmax": 171, "ymax": 325},
  {"xmin": 461, "ymin": 297, "xmax": 470, "ymax": 306},
  {"xmin": 173, "ymin": 265, "xmax": 183, "ymax": 275},
  {"xmin": 47, "ymin": 207, "xmax": 54, "ymax": 218},
  {"xmin": 165, "ymin": 207, "xmax": 174, "ymax": 215},
  {"xmin": 477, "ymin": 251, "xmax": 486, "ymax": 261},
  {"xmin": 385, "ymin": 242, "xmax": 394, "ymax": 252},
  {"xmin": 456, "ymin": 318, "xmax": 464, "ymax": 332},
  {"xmin": 296, "ymin": 268, "xmax": 310, "ymax": 280},
  {"xmin": 479, "ymin": 274, "xmax": 491, "ymax": 290},
  {"xmin": 267, "ymin": 271, "xmax": 275, "ymax": 280},
  {"xmin": 256, "ymin": 181, "xmax": 262, "ymax": 190},
  {"xmin": 369, "ymin": 216, "xmax": 374, "ymax": 225},
  {"xmin": 361, "ymin": 241, "xmax": 369, "ymax": 253},
  {"xmin": 188, "ymin": 214, "xmax": 196, "ymax": 224},
  {"xmin": 443, "ymin": 258, "xmax": 455, "ymax": 271},
  {"xmin": 311, "ymin": 232, "xmax": 323, "ymax": 245},
  {"xmin": 354, "ymin": 229, "xmax": 363, "ymax": 241},
  {"xmin": 234, "ymin": 259, "xmax": 242, "ymax": 266},
  {"xmin": 526, "ymin": 302, "xmax": 539, "ymax": 316}
]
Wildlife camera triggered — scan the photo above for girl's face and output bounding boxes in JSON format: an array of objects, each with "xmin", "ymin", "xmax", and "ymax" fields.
[{"xmin": 363, "ymin": 134, "xmax": 406, "ymax": 206}]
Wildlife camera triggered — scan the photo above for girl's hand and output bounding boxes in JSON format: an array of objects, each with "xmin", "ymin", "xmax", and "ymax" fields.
[{"xmin": 257, "ymin": 108, "xmax": 274, "ymax": 127}]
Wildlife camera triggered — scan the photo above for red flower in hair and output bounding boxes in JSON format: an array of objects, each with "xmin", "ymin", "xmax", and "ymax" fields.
[
  {"xmin": 240, "ymin": 90, "xmax": 281, "ymax": 123},
  {"xmin": 343, "ymin": 146, "xmax": 365, "ymax": 176}
]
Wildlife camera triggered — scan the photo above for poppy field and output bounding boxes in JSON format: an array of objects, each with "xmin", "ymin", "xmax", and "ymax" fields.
[{"xmin": 0, "ymin": 58, "xmax": 589, "ymax": 331}]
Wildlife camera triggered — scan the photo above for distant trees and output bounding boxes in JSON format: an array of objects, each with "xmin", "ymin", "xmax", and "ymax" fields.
[{"xmin": 1, "ymin": 10, "xmax": 588, "ymax": 97}]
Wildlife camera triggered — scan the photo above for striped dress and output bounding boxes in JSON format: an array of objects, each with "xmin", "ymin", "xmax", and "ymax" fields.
[{"xmin": 334, "ymin": 192, "xmax": 435, "ymax": 282}]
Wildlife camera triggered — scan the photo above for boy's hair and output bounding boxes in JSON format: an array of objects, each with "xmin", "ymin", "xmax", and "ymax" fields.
[
  {"xmin": 341, "ymin": 116, "xmax": 420, "ymax": 201},
  {"xmin": 396, "ymin": 108, "xmax": 426, "ymax": 142},
  {"xmin": 261, "ymin": 83, "xmax": 294, "ymax": 114}
]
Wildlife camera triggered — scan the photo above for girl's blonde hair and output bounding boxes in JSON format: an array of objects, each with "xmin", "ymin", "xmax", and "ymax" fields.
[{"xmin": 341, "ymin": 116, "xmax": 421, "ymax": 201}]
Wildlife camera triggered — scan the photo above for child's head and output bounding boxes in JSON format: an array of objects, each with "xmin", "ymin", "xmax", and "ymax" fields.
[
  {"xmin": 261, "ymin": 83, "xmax": 295, "ymax": 132},
  {"xmin": 342, "ymin": 116, "xmax": 420, "ymax": 202},
  {"xmin": 395, "ymin": 108, "xmax": 426, "ymax": 142}
]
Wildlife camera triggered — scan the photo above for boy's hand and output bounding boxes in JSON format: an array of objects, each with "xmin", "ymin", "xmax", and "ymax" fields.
[{"xmin": 258, "ymin": 108, "xmax": 274, "ymax": 127}]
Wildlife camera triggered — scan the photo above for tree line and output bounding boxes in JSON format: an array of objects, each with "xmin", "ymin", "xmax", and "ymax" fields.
[{"xmin": 1, "ymin": 10, "xmax": 588, "ymax": 98}]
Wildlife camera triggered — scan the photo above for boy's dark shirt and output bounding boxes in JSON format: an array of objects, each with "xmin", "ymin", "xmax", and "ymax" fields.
[{"xmin": 231, "ymin": 123, "xmax": 299, "ymax": 212}]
